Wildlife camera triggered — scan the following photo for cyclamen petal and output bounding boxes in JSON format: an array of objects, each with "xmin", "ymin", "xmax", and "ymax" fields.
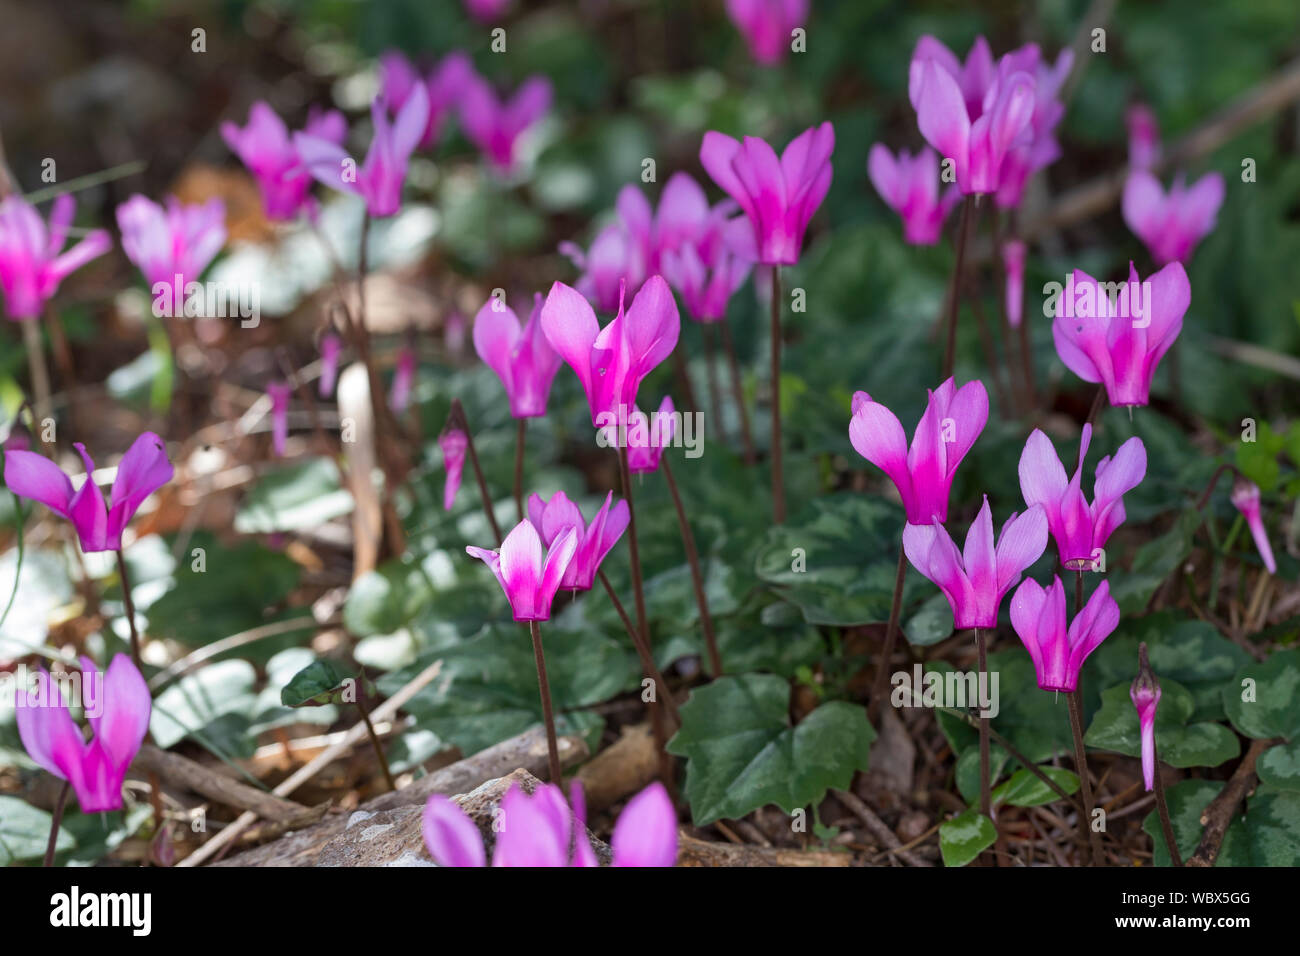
[
  {"xmin": 1231, "ymin": 478, "xmax": 1276, "ymax": 575},
  {"xmin": 221, "ymin": 101, "xmax": 346, "ymax": 220},
  {"xmin": 439, "ymin": 429, "xmax": 468, "ymax": 512},
  {"xmin": 117, "ymin": 194, "xmax": 226, "ymax": 315},
  {"xmin": 725, "ymin": 0, "xmax": 808, "ymax": 66},
  {"xmin": 1012, "ymin": 576, "xmax": 1119, "ymax": 692},
  {"xmin": 529, "ymin": 491, "xmax": 629, "ymax": 591},
  {"xmin": 1123, "ymin": 170, "xmax": 1224, "ymax": 266},
  {"xmin": 611, "ymin": 781, "xmax": 678, "ymax": 867},
  {"xmin": 0, "ymin": 195, "xmax": 111, "ymax": 320},
  {"xmin": 422, "ymin": 795, "xmax": 487, "ymax": 867},
  {"xmin": 867, "ymin": 145, "xmax": 958, "ymax": 245},
  {"xmin": 467, "ymin": 520, "xmax": 577, "ymax": 621}
]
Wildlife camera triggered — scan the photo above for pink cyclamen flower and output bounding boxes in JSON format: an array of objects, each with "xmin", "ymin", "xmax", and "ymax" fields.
[
  {"xmin": 1130, "ymin": 643, "xmax": 1162, "ymax": 791},
  {"xmin": 1122, "ymin": 170, "xmax": 1224, "ymax": 266},
  {"xmin": 1011, "ymin": 576, "xmax": 1120, "ymax": 693},
  {"xmin": 1052, "ymin": 261, "xmax": 1189, "ymax": 407},
  {"xmin": 1230, "ymin": 477, "xmax": 1276, "ymax": 575},
  {"xmin": 0, "ymin": 194, "xmax": 111, "ymax": 320},
  {"xmin": 559, "ymin": 223, "xmax": 647, "ymax": 314},
  {"xmin": 1019, "ymin": 424, "xmax": 1146, "ymax": 570},
  {"xmin": 624, "ymin": 396, "xmax": 677, "ymax": 474},
  {"xmin": 993, "ymin": 46, "xmax": 1073, "ymax": 209},
  {"xmin": 540, "ymin": 275, "xmax": 680, "ymax": 427},
  {"xmin": 464, "ymin": 0, "xmax": 511, "ymax": 22},
  {"xmin": 390, "ymin": 347, "xmax": 416, "ymax": 413},
  {"xmin": 528, "ymin": 490, "xmax": 629, "ymax": 591},
  {"xmin": 903, "ymin": 496, "xmax": 1047, "ymax": 630},
  {"xmin": 725, "ymin": 0, "xmax": 808, "ymax": 66},
  {"xmin": 700, "ymin": 122, "xmax": 834, "ymax": 265},
  {"xmin": 1126, "ymin": 104, "xmax": 1160, "ymax": 171},
  {"xmin": 267, "ymin": 382, "xmax": 291, "ymax": 457},
  {"xmin": 466, "ymin": 519, "xmax": 577, "ymax": 622},
  {"xmin": 220, "ymin": 101, "xmax": 347, "ymax": 220},
  {"xmin": 1002, "ymin": 239, "xmax": 1026, "ymax": 328},
  {"xmin": 319, "ymin": 333, "xmax": 342, "ymax": 398},
  {"xmin": 422, "ymin": 780, "xmax": 677, "ymax": 867},
  {"xmin": 295, "ymin": 85, "xmax": 429, "ymax": 218},
  {"xmin": 867, "ymin": 144, "xmax": 960, "ymax": 245},
  {"xmin": 3, "ymin": 432, "xmax": 172, "ymax": 553},
  {"xmin": 473, "ymin": 293, "xmax": 563, "ymax": 418},
  {"xmin": 439, "ymin": 428, "xmax": 467, "ymax": 511},
  {"xmin": 460, "ymin": 74, "xmax": 551, "ymax": 174},
  {"xmin": 116, "ymin": 194, "xmax": 226, "ymax": 316},
  {"xmin": 16, "ymin": 654, "xmax": 151, "ymax": 813},
  {"xmin": 380, "ymin": 50, "xmax": 474, "ymax": 150},
  {"xmin": 909, "ymin": 35, "xmax": 1036, "ymax": 196},
  {"xmin": 848, "ymin": 378, "xmax": 989, "ymax": 526},
  {"xmin": 660, "ymin": 243, "xmax": 751, "ymax": 322}
]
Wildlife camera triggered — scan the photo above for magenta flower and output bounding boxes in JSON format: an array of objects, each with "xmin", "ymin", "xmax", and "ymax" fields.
[
  {"xmin": 267, "ymin": 382, "xmax": 291, "ymax": 457},
  {"xmin": 700, "ymin": 122, "xmax": 834, "ymax": 264},
  {"xmin": 1130, "ymin": 646, "xmax": 1162, "ymax": 792},
  {"xmin": 1126, "ymin": 104, "xmax": 1160, "ymax": 171},
  {"xmin": 1019, "ymin": 424, "xmax": 1146, "ymax": 570},
  {"xmin": 466, "ymin": 519, "xmax": 577, "ymax": 622},
  {"xmin": 660, "ymin": 244, "xmax": 750, "ymax": 322},
  {"xmin": 725, "ymin": 0, "xmax": 807, "ymax": 66},
  {"xmin": 0, "ymin": 194, "xmax": 111, "ymax": 320},
  {"xmin": 439, "ymin": 428, "xmax": 467, "ymax": 511},
  {"xmin": 993, "ymin": 46, "xmax": 1073, "ymax": 209},
  {"xmin": 1230, "ymin": 477, "xmax": 1276, "ymax": 575},
  {"xmin": 460, "ymin": 75, "xmax": 551, "ymax": 174},
  {"xmin": 1011, "ymin": 576, "xmax": 1120, "ymax": 693},
  {"xmin": 295, "ymin": 85, "xmax": 429, "ymax": 218},
  {"xmin": 903, "ymin": 496, "xmax": 1047, "ymax": 630},
  {"xmin": 1122, "ymin": 170, "xmax": 1224, "ymax": 266},
  {"xmin": 848, "ymin": 378, "xmax": 989, "ymax": 526},
  {"xmin": 1052, "ymin": 261, "xmax": 1189, "ymax": 407},
  {"xmin": 390, "ymin": 346, "xmax": 416, "ymax": 413},
  {"xmin": 540, "ymin": 275, "xmax": 679, "ymax": 427},
  {"xmin": 379, "ymin": 50, "xmax": 474, "ymax": 150},
  {"xmin": 422, "ymin": 780, "xmax": 677, "ymax": 867},
  {"xmin": 220, "ymin": 102, "xmax": 346, "ymax": 220},
  {"xmin": 528, "ymin": 491, "xmax": 629, "ymax": 591},
  {"xmin": 464, "ymin": 0, "xmax": 511, "ymax": 22},
  {"xmin": 319, "ymin": 333, "xmax": 342, "ymax": 398},
  {"xmin": 559, "ymin": 223, "xmax": 646, "ymax": 314},
  {"xmin": 3, "ymin": 432, "xmax": 172, "ymax": 553},
  {"xmin": 867, "ymin": 145, "xmax": 960, "ymax": 245},
  {"xmin": 116, "ymin": 194, "xmax": 226, "ymax": 315},
  {"xmin": 1002, "ymin": 239, "xmax": 1026, "ymax": 328},
  {"xmin": 908, "ymin": 35, "xmax": 1036, "ymax": 196},
  {"xmin": 16, "ymin": 654, "xmax": 151, "ymax": 813},
  {"xmin": 624, "ymin": 396, "xmax": 676, "ymax": 474},
  {"xmin": 473, "ymin": 293, "xmax": 562, "ymax": 418}
]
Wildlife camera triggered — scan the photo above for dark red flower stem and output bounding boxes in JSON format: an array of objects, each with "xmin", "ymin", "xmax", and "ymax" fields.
[
  {"xmin": 20, "ymin": 319, "xmax": 52, "ymax": 454},
  {"xmin": 617, "ymin": 444, "xmax": 650, "ymax": 657},
  {"xmin": 942, "ymin": 197, "xmax": 975, "ymax": 381},
  {"xmin": 354, "ymin": 690, "xmax": 396, "ymax": 792},
  {"xmin": 720, "ymin": 321, "xmax": 755, "ymax": 464},
  {"xmin": 43, "ymin": 781, "xmax": 69, "ymax": 867},
  {"xmin": 450, "ymin": 399, "xmax": 501, "ymax": 546},
  {"xmin": 701, "ymin": 324, "xmax": 724, "ymax": 442},
  {"xmin": 116, "ymin": 549, "xmax": 141, "ymax": 669},
  {"xmin": 597, "ymin": 569, "xmax": 680, "ymax": 727},
  {"xmin": 975, "ymin": 627, "xmax": 991, "ymax": 818},
  {"xmin": 1152, "ymin": 738, "xmax": 1182, "ymax": 866},
  {"xmin": 514, "ymin": 417, "xmax": 526, "ymax": 524},
  {"xmin": 528, "ymin": 620, "xmax": 563, "ymax": 786},
  {"xmin": 869, "ymin": 545, "xmax": 908, "ymax": 722},
  {"xmin": 1066, "ymin": 687, "xmax": 1103, "ymax": 865},
  {"xmin": 660, "ymin": 455, "xmax": 721, "ymax": 678},
  {"xmin": 769, "ymin": 265, "xmax": 785, "ymax": 524}
]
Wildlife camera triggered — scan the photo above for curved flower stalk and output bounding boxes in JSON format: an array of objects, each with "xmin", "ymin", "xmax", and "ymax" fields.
[
  {"xmin": 422, "ymin": 780, "xmax": 677, "ymax": 867},
  {"xmin": 848, "ymin": 377, "xmax": 989, "ymax": 526},
  {"xmin": 902, "ymin": 496, "xmax": 1048, "ymax": 630},
  {"xmin": 700, "ymin": 123, "xmax": 834, "ymax": 265},
  {"xmin": 1018, "ymin": 424, "xmax": 1147, "ymax": 570},
  {"xmin": 221, "ymin": 102, "xmax": 347, "ymax": 221},
  {"xmin": 1051, "ymin": 261, "xmax": 1190, "ymax": 407},
  {"xmin": 16, "ymin": 654, "xmax": 151, "ymax": 813},
  {"xmin": 908, "ymin": 35, "xmax": 1036, "ymax": 196},
  {"xmin": 540, "ymin": 276, "xmax": 679, "ymax": 428},
  {"xmin": 379, "ymin": 50, "xmax": 474, "ymax": 150},
  {"xmin": 1122, "ymin": 170, "xmax": 1224, "ymax": 266},
  {"xmin": 1011, "ymin": 576, "xmax": 1120, "ymax": 692},
  {"xmin": 0, "ymin": 194, "xmax": 111, "ymax": 320},
  {"xmin": 116, "ymin": 194, "xmax": 226, "ymax": 316},
  {"xmin": 3, "ymin": 431, "xmax": 172, "ymax": 554},
  {"xmin": 867, "ymin": 144, "xmax": 960, "ymax": 245},
  {"xmin": 725, "ymin": 0, "xmax": 808, "ymax": 66},
  {"xmin": 438, "ymin": 428, "xmax": 467, "ymax": 512},
  {"xmin": 1230, "ymin": 476, "xmax": 1276, "ymax": 574},
  {"xmin": 527, "ymin": 491, "xmax": 628, "ymax": 592},
  {"xmin": 459, "ymin": 74, "xmax": 551, "ymax": 174},
  {"xmin": 294, "ymin": 85, "xmax": 429, "ymax": 218},
  {"xmin": 473, "ymin": 293, "xmax": 562, "ymax": 418}
]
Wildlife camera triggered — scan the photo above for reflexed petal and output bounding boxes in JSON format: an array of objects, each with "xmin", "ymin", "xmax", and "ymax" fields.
[
  {"xmin": 611, "ymin": 782, "xmax": 678, "ymax": 867},
  {"xmin": 2, "ymin": 449, "xmax": 75, "ymax": 518},
  {"xmin": 422, "ymin": 795, "xmax": 487, "ymax": 867}
]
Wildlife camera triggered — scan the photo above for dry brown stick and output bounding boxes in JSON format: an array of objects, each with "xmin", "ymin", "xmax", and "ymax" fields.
[
  {"xmin": 132, "ymin": 745, "xmax": 307, "ymax": 822},
  {"xmin": 676, "ymin": 833, "xmax": 850, "ymax": 867},
  {"xmin": 1186, "ymin": 737, "xmax": 1274, "ymax": 867},
  {"xmin": 834, "ymin": 788, "xmax": 933, "ymax": 867}
]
